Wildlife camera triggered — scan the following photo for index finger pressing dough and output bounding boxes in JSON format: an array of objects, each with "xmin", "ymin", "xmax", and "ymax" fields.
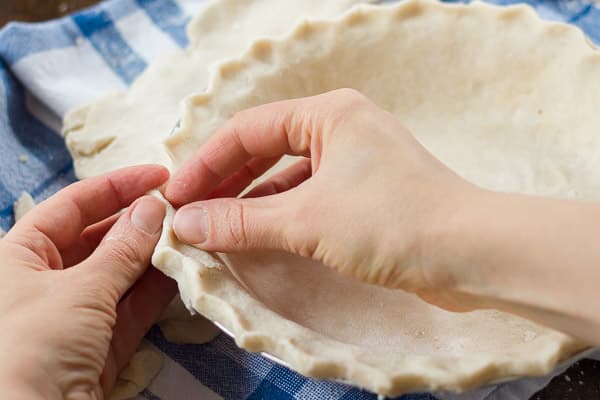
[{"xmin": 67, "ymin": 0, "xmax": 600, "ymax": 396}]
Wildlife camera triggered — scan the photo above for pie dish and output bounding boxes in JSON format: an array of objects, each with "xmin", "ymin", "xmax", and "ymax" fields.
[
  {"xmin": 63, "ymin": 0, "xmax": 600, "ymax": 396},
  {"xmin": 154, "ymin": 0, "xmax": 600, "ymax": 395}
]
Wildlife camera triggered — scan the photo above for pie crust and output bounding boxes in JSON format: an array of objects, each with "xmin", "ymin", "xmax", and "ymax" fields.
[
  {"xmin": 62, "ymin": 0, "xmax": 371, "ymax": 179},
  {"xmin": 152, "ymin": 0, "xmax": 600, "ymax": 395}
]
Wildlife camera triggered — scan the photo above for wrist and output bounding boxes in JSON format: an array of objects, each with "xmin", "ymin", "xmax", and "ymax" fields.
[
  {"xmin": 423, "ymin": 189, "xmax": 600, "ymax": 343},
  {"xmin": 420, "ymin": 185, "xmax": 497, "ymax": 293},
  {"xmin": 425, "ymin": 188, "xmax": 593, "ymax": 310}
]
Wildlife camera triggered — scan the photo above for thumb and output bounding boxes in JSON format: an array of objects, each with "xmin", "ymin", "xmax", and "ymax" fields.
[
  {"xmin": 172, "ymin": 196, "xmax": 296, "ymax": 253},
  {"xmin": 81, "ymin": 196, "xmax": 166, "ymax": 299}
]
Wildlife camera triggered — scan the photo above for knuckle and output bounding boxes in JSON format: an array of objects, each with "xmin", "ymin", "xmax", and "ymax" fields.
[
  {"xmin": 299, "ymin": 159, "xmax": 313, "ymax": 175},
  {"xmin": 219, "ymin": 201, "xmax": 249, "ymax": 249},
  {"xmin": 279, "ymin": 200, "xmax": 310, "ymax": 254},
  {"xmin": 77, "ymin": 274, "xmax": 121, "ymax": 311},
  {"xmin": 332, "ymin": 87, "xmax": 367, "ymax": 103},
  {"xmin": 288, "ymin": 235, "xmax": 319, "ymax": 260},
  {"xmin": 261, "ymin": 181, "xmax": 279, "ymax": 196},
  {"xmin": 325, "ymin": 88, "xmax": 374, "ymax": 130},
  {"xmin": 231, "ymin": 109, "xmax": 246, "ymax": 121},
  {"xmin": 270, "ymin": 177, "xmax": 289, "ymax": 193},
  {"xmin": 230, "ymin": 109, "xmax": 253, "ymax": 128},
  {"xmin": 16, "ymin": 229, "xmax": 62, "ymax": 268},
  {"xmin": 332, "ymin": 88, "xmax": 370, "ymax": 110},
  {"xmin": 105, "ymin": 234, "xmax": 144, "ymax": 267}
]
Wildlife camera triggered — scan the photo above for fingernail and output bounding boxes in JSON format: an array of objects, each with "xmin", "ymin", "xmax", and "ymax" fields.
[
  {"xmin": 131, "ymin": 197, "xmax": 166, "ymax": 234},
  {"xmin": 173, "ymin": 206, "xmax": 208, "ymax": 244}
]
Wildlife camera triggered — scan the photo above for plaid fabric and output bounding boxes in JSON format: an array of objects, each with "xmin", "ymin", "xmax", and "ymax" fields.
[{"xmin": 0, "ymin": 0, "xmax": 599, "ymax": 399}]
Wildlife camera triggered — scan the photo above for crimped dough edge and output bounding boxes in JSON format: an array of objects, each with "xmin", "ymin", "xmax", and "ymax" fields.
[{"xmin": 154, "ymin": 0, "xmax": 597, "ymax": 395}]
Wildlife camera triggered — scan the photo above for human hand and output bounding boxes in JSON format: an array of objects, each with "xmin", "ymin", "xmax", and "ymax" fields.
[
  {"xmin": 165, "ymin": 89, "xmax": 479, "ymax": 292},
  {"xmin": 0, "ymin": 165, "xmax": 176, "ymax": 399},
  {"xmin": 165, "ymin": 88, "xmax": 600, "ymax": 345}
]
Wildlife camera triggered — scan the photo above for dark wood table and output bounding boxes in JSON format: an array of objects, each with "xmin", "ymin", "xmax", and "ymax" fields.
[
  {"xmin": 1, "ymin": 1, "xmax": 598, "ymax": 399},
  {"xmin": 0, "ymin": 0, "xmax": 99, "ymax": 26}
]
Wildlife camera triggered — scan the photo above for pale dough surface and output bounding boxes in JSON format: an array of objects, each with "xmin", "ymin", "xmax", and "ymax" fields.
[
  {"xmin": 158, "ymin": 297, "xmax": 221, "ymax": 344},
  {"xmin": 62, "ymin": 0, "xmax": 372, "ymax": 179},
  {"xmin": 152, "ymin": 0, "xmax": 600, "ymax": 396},
  {"xmin": 108, "ymin": 343, "xmax": 163, "ymax": 400},
  {"xmin": 13, "ymin": 192, "xmax": 35, "ymax": 222}
]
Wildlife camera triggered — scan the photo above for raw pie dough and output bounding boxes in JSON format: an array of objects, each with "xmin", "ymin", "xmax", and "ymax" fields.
[
  {"xmin": 158, "ymin": 297, "xmax": 221, "ymax": 345},
  {"xmin": 62, "ymin": 0, "xmax": 372, "ymax": 179},
  {"xmin": 108, "ymin": 343, "xmax": 163, "ymax": 400},
  {"xmin": 63, "ymin": 0, "xmax": 600, "ymax": 397},
  {"xmin": 13, "ymin": 192, "xmax": 35, "ymax": 222}
]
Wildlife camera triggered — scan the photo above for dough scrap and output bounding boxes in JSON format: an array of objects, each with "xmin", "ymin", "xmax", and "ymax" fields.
[
  {"xmin": 108, "ymin": 343, "xmax": 163, "ymax": 400},
  {"xmin": 158, "ymin": 297, "xmax": 221, "ymax": 344},
  {"xmin": 153, "ymin": 0, "xmax": 599, "ymax": 396},
  {"xmin": 13, "ymin": 192, "xmax": 35, "ymax": 222},
  {"xmin": 62, "ymin": 0, "xmax": 373, "ymax": 179}
]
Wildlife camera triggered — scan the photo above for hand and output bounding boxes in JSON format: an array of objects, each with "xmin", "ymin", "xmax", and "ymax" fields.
[
  {"xmin": 165, "ymin": 89, "xmax": 478, "ymax": 291},
  {"xmin": 0, "ymin": 165, "xmax": 176, "ymax": 399},
  {"xmin": 166, "ymin": 89, "xmax": 600, "ymax": 345}
]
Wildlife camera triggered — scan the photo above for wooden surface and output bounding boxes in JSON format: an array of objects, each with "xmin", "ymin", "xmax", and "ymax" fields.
[
  {"xmin": 1, "ymin": 1, "xmax": 599, "ymax": 399},
  {"xmin": 532, "ymin": 358, "xmax": 600, "ymax": 399},
  {"xmin": 0, "ymin": 0, "xmax": 100, "ymax": 27}
]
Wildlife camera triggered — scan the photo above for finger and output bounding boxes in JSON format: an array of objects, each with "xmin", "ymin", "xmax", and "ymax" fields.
[
  {"xmin": 104, "ymin": 267, "xmax": 177, "ymax": 389},
  {"xmin": 207, "ymin": 156, "xmax": 280, "ymax": 199},
  {"xmin": 415, "ymin": 289, "xmax": 476, "ymax": 313},
  {"xmin": 81, "ymin": 212, "xmax": 123, "ymax": 242},
  {"xmin": 172, "ymin": 191, "xmax": 307, "ymax": 254},
  {"xmin": 14, "ymin": 165, "xmax": 169, "ymax": 253},
  {"xmin": 61, "ymin": 212, "xmax": 122, "ymax": 267},
  {"xmin": 167, "ymin": 88, "xmax": 374, "ymax": 206},
  {"xmin": 80, "ymin": 196, "xmax": 166, "ymax": 300},
  {"xmin": 166, "ymin": 96, "xmax": 320, "ymax": 207},
  {"xmin": 244, "ymin": 158, "xmax": 312, "ymax": 198}
]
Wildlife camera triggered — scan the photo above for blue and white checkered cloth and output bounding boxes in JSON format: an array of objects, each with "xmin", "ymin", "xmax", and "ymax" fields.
[{"xmin": 1, "ymin": 0, "xmax": 599, "ymax": 399}]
